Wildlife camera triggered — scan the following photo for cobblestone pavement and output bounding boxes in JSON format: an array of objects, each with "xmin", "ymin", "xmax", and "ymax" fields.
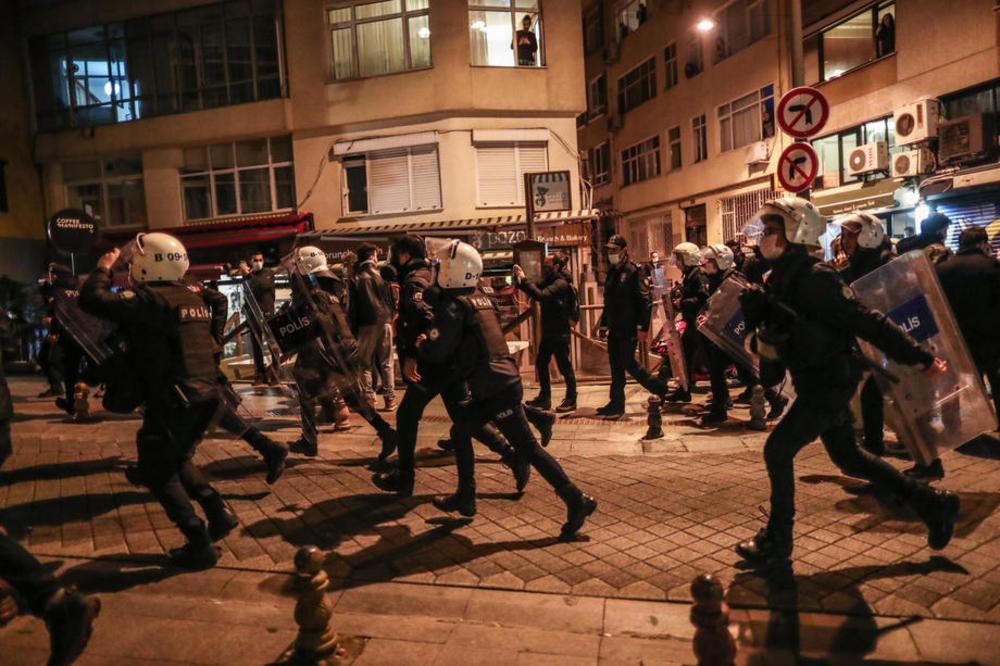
[{"xmin": 5, "ymin": 376, "xmax": 1000, "ymax": 629}]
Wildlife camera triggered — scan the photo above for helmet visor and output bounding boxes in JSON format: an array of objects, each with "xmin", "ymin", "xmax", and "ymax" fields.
[{"xmin": 740, "ymin": 217, "xmax": 765, "ymax": 246}]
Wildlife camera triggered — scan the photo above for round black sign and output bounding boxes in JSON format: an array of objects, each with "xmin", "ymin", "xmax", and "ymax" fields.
[{"xmin": 47, "ymin": 208, "xmax": 98, "ymax": 254}]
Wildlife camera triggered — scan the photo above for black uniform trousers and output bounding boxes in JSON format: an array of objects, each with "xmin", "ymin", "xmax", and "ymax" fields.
[
  {"xmin": 449, "ymin": 383, "xmax": 571, "ymax": 493},
  {"xmin": 395, "ymin": 376, "xmax": 509, "ymax": 474},
  {"xmin": 734, "ymin": 364, "xmax": 781, "ymax": 404},
  {"xmin": 607, "ymin": 330, "xmax": 669, "ymax": 408},
  {"xmin": 535, "ymin": 333, "xmax": 576, "ymax": 402},
  {"xmin": 764, "ymin": 383, "xmax": 918, "ymax": 538},
  {"xmin": 57, "ymin": 340, "xmax": 83, "ymax": 399},
  {"xmin": 136, "ymin": 384, "xmax": 226, "ymax": 545},
  {"xmin": 0, "ymin": 419, "xmax": 10, "ymax": 469},
  {"xmin": 704, "ymin": 339, "xmax": 731, "ymax": 411},
  {"xmin": 859, "ymin": 375, "xmax": 885, "ymax": 450},
  {"xmin": 38, "ymin": 337, "xmax": 63, "ymax": 392},
  {"xmin": 0, "ymin": 531, "xmax": 58, "ymax": 617}
]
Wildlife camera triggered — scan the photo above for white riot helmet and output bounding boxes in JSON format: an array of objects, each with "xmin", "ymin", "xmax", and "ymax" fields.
[
  {"xmin": 436, "ymin": 240, "xmax": 483, "ymax": 289},
  {"xmin": 756, "ymin": 197, "xmax": 827, "ymax": 249},
  {"xmin": 702, "ymin": 244, "xmax": 735, "ymax": 272},
  {"xmin": 672, "ymin": 242, "xmax": 702, "ymax": 268},
  {"xmin": 834, "ymin": 212, "xmax": 886, "ymax": 249},
  {"xmin": 295, "ymin": 246, "xmax": 328, "ymax": 275},
  {"xmin": 127, "ymin": 232, "xmax": 189, "ymax": 283}
]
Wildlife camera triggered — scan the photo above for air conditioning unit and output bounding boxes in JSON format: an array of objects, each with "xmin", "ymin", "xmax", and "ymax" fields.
[
  {"xmin": 744, "ymin": 141, "xmax": 769, "ymax": 165},
  {"xmin": 894, "ymin": 100, "xmax": 939, "ymax": 145},
  {"xmin": 606, "ymin": 112, "xmax": 624, "ymax": 132},
  {"xmin": 938, "ymin": 113, "xmax": 996, "ymax": 165},
  {"xmin": 892, "ymin": 148, "xmax": 935, "ymax": 177},
  {"xmin": 845, "ymin": 141, "xmax": 889, "ymax": 177}
]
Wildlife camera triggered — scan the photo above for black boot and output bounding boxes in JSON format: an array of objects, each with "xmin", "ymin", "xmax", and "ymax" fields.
[
  {"xmin": 289, "ymin": 436, "xmax": 318, "ymax": 457},
  {"xmin": 904, "ymin": 459, "xmax": 945, "ymax": 481},
  {"xmin": 372, "ymin": 468, "xmax": 414, "ymax": 496},
  {"xmin": 206, "ymin": 505, "xmax": 239, "ymax": 542},
  {"xmin": 437, "ymin": 438, "xmax": 456, "ymax": 453},
  {"xmin": 377, "ymin": 429, "xmax": 399, "ymax": 463},
  {"xmin": 699, "ymin": 410, "xmax": 727, "ymax": 427},
  {"xmin": 501, "ymin": 449, "xmax": 530, "ymax": 493},
  {"xmin": 734, "ymin": 387, "xmax": 753, "ymax": 404},
  {"xmin": 595, "ymin": 402, "xmax": 620, "ymax": 415},
  {"xmin": 735, "ymin": 526, "xmax": 793, "ymax": 564},
  {"xmin": 526, "ymin": 394, "xmax": 551, "ymax": 410},
  {"xmin": 662, "ymin": 388, "xmax": 691, "ymax": 403},
  {"xmin": 43, "ymin": 588, "xmax": 101, "ymax": 666},
  {"xmin": 556, "ymin": 397, "xmax": 577, "ymax": 414},
  {"xmin": 558, "ymin": 484, "xmax": 597, "ymax": 539},
  {"xmin": 766, "ymin": 395, "xmax": 789, "ymax": 421},
  {"xmin": 169, "ymin": 527, "xmax": 220, "ymax": 569},
  {"xmin": 432, "ymin": 485, "xmax": 477, "ymax": 517},
  {"xmin": 911, "ymin": 485, "xmax": 960, "ymax": 550},
  {"xmin": 526, "ymin": 406, "xmax": 556, "ymax": 447},
  {"xmin": 246, "ymin": 428, "xmax": 287, "ymax": 484}
]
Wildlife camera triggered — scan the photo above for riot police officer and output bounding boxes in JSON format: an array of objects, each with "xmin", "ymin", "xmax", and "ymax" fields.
[
  {"xmin": 735, "ymin": 198, "xmax": 959, "ymax": 564},
  {"xmin": 45, "ymin": 264, "xmax": 85, "ymax": 415},
  {"xmin": 597, "ymin": 235, "xmax": 670, "ymax": 419},
  {"xmin": 80, "ymin": 233, "xmax": 236, "ymax": 569},
  {"xmin": 663, "ymin": 242, "xmax": 710, "ymax": 405},
  {"xmin": 417, "ymin": 241, "xmax": 597, "ymax": 537},
  {"xmin": 372, "ymin": 235, "xmax": 528, "ymax": 495}
]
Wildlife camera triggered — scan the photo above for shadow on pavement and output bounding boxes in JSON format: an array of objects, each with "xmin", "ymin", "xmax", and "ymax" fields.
[
  {"xmin": 0, "ymin": 491, "xmax": 150, "ymax": 538},
  {"xmin": 956, "ymin": 433, "xmax": 1000, "ymax": 460},
  {"xmin": 59, "ymin": 553, "xmax": 188, "ymax": 593},
  {"xmin": 729, "ymin": 556, "xmax": 965, "ymax": 663},
  {"xmin": 0, "ymin": 456, "xmax": 125, "ymax": 484}
]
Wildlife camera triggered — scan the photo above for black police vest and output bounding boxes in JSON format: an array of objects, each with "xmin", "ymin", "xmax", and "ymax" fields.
[
  {"xmin": 458, "ymin": 292, "xmax": 508, "ymax": 361},
  {"xmin": 148, "ymin": 284, "xmax": 219, "ymax": 381}
]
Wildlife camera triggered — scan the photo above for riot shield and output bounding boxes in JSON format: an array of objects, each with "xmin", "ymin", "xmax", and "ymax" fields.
[
  {"xmin": 697, "ymin": 275, "xmax": 756, "ymax": 376},
  {"xmin": 852, "ymin": 250, "xmax": 997, "ymax": 463},
  {"xmin": 657, "ymin": 292, "xmax": 689, "ymax": 392},
  {"xmin": 52, "ymin": 295, "xmax": 116, "ymax": 366}
]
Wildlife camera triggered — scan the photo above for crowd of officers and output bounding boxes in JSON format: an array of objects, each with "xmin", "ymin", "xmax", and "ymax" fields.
[{"xmin": 3, "ymin": 193, "xmax": 998, "ymax": 663}]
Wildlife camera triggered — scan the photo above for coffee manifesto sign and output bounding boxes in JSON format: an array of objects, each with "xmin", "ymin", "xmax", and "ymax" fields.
[{"xmin": 48, "ymin": 209, "xmax": 98, "ymax": 254}]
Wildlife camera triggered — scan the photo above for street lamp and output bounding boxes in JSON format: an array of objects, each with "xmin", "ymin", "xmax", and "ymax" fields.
[{"xmin": 696, "ymin": 18, "xmax": 715, "ymax": 32}]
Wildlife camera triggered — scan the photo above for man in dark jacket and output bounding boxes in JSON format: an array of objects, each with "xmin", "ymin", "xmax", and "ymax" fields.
[
  {"xmin": 735, "ymin": 197, "xmax": 958, "ymax": 565},
  {"xmin": 242, "ymin": 252, "xmax": 277, "ymax": 386},
  {"xmin": 663, "ymin": 242, "xmax": 710, "ymax": 404},
  {"xmin": 936, "ymin": 226, "xmax": 1000, "ymax": 422},
  {"xmin": 513, "ymin": 251, "xmax": 577, "ymax": 412},
  {"xmin": 349, "ymin": 243, "xmax": 392, "ymax": 409},
  {"xmin": 45, "ymin": 264, "xmax": 86, "ymax": 415},
  {"xmin": 597, "ymin": 235, "xmax": 670, "ymax": 420},
  {"xmin": 895, "ymin": 213, "xmax": 951, "ymax": 254}
]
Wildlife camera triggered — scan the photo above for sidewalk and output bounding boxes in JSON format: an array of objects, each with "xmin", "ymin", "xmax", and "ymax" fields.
[{"xmin": 3, "ymin": 375, "xmax": 1000, "ymax": 664}]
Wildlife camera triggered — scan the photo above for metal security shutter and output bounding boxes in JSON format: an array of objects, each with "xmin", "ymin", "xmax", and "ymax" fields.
[
  {"xmin": 369, "ymin": 148, "xmax": 411, "ymax": 214},
  {"xmin": 935, "ymin": 190, "xmax": 1000, "ymax": 252},
  {"xmin": 476, "ymin": 146, "xmax": 518, "ymax": 206},
  {"xmin": 515, "ymin": 144, "xmax": 549, "ymax": 204},
  {"xmin": 410, "ymin": 146, "xmax": 441, "ymax": 210}
]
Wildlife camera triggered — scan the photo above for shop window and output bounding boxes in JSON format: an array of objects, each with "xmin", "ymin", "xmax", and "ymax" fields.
[
  {"xmin": 667, "ymin": 126, "xmax": 681, "ymax": 171},
  {"xmin": 29, "ymin": 0, "xmax": 284, "ymax": 131},
  {"xmin": 621, "ymin": 135, "xmax": 660, "ymax": 186},
  {"xmin": 617, "ymin": 57, "xmax": 656, "ymax": 114},
  {"xmin": 718, "ymin": 84, "xmax": 774, "ymax": 152},
  {"xmin": 340, "ymin": 145, "xmax": 441, "ymax": 215},
  {"xmin": 692, "ymin": 114, "xmax": 707, "ymax": 163},
  {"xmin": 664, "ymin": 42, "xmax": 678, "ymax": 90},
  {"xmin": 713, "ymin": 0, "xmax": 771, "ymax": 64},
  {"xmin": 808, "ymin": 1, "xmax": 894, "ymax": 82},
  {"xmin": 62, "ymin": 156, "xmax": 146, "ymax": 229},
  {"xmin": 475, "ymin": 142, "xmax": 547, "ymax": 207},
  {"xmin": 590, "ymin": 141, "xmax": 610, "ymax": 185},
  {"xmin": 328, "ymin": 0, "xmax": 431, "ymax": 81},
  {"xmin": 180, "ymin": 136, "xmax": 295, "ymax": 221},
  {"xmin": 469, "ymin": 1, "xmax": 543, "ymax": 68}
]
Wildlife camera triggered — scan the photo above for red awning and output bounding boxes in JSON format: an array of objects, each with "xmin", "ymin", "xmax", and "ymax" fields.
[{"xmin": 163, "ymin": 212, "xmax": 314, "ymax": 249}]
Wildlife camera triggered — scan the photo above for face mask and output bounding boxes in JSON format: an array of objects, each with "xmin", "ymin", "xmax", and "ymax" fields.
[
  {"xmin": 251, "ymin": 260, "xmax": 263, "ymax": 271},
  {"xmin": 704, "ymin": 262, "xmax": 718, "ymax": 274},
  {"xmin": 759, "ymin": 234, "xmax": 784, "ymax": 260},
  {"xmin": 608, "ymin": 253, "xmax": 620, "ymax": 265}
]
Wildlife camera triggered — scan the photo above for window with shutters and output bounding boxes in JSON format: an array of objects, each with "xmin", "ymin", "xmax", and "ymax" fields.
[
  {"xmin": 474, "ymin": 143, "xmax": 548, "ymax": 207},
  {"xmin": 341, "ymin": 144, "xmax": 442, "ymax": 216}
]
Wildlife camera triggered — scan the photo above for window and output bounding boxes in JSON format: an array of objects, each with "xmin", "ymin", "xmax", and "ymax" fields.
[
  {"xmin": 807, "ymin": 1, "xmax": 894, "ymax": 82},
  {"xmin": 341, "ymin": 145, "xmax": 441, "ymax": 215},
  {"xmin": 588, "ymin": 74, "xmax": 607, "ymax": 119},
  {"xmin": 720, "ymin": 188, "xmax": 777, "ymax": 241},
  {"xmin": 590, "ymin": 141, "xmax": 610, "ymax": 185},
  {"xmin": 942, "ymin": 81, "xmax": 1000, "ymax": 119},
  {"xmin": 617, "ymin": 57, "xmax": 656, "ymax": 114},
  {"xmin": 180, "ymin": 136, "xmax": 295, "ymax": 221},
  {"xmin": 327, "ymin": 1, "xmax": 431, "ymax": 81},
  {"xmin": 583, "ymin": 5, "xmax": 604, "ymax": 55},
  {"xmin": 685, "ymin": 32, "xmax": 703, "ymax": 78},
  {"xmin": 692, "ymin": 114, "xmax": 707, "ymax": 163},
  {"xmin": 29, "ymin": 1, "xmax": 284, "ymax": 131},
  {"xmin": 475, "ymin": 143, "xmax": 548, "ymax": 206},
  {"xmin": 810, "ymin": 116, "xmax": 898, "ymax": 185},
  {"xmin": 713, "ymin": 0, "xmax": 771, "ymax": 63},
  {"xmin": 617, "ymin": 1, "xmax": 650, "ymax": 40},
  {"xmin": 63, "ymin": 156, "xmax": 147, "ymax": 229},
  {"xmin": 469, "ymin": 1, "xmax": 543, "ymax": 68},
  {"xmin": 664, "ymin": 42, "xmax": 678, "ymax": 89},
  {"xmin": 621, "ymin": 136, "xmax": 660, "ymax": 186},
  {"xmin": 667, "ymin": 126, "xmax": 681, "ymax": 170},
  {"xmin": 718, "ymin": 84, "xmax": 774, "ymax": 152}
]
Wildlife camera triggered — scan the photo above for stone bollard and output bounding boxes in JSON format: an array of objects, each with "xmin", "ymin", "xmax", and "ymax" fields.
[
  {"xmin": 747, "ymin": 385, "xmax": 767, "ymax": 431},
  {"xmin": 290, "ymin": 546, "xmax": 338, "ymax": 665},
  {"xmin": 72, "ymin": 382, "xmax": 91, "ymax": 422},
  {"xmin": 644, "ymin": 396, "xmax": 663, "ymax": 440},
  {"xmin": 690, "ymin": 573, "xmax": 737, "ymax": 666}
]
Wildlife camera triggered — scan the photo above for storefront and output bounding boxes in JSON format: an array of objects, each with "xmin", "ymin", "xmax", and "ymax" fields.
[{"xmin": 920, "ymin": 165, "xmax": 1000, "ymax": 253}]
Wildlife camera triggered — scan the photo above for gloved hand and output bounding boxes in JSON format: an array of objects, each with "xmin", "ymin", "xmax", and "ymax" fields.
[{"xmin": 511, "ymin": 264, "xmax": 525, "ymax": 285}]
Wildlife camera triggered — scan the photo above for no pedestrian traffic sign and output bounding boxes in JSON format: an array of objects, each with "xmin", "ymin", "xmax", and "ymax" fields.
[
  {"xmin": 777, "ymin": 86, "xmax": 829, "ymax": 139},
  {"xmin": 777, "ymin": 143, "xmax": 818, "ymax": 193}
]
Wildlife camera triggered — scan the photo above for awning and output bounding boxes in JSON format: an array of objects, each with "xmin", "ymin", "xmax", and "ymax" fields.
[
  {"xmin": 162, "ymin": 212, "xmax": 314, "ymax": 249},
  {"xmin": 297, "ymin": 209, "xmax": 600, "ymax": 241},
  {"xmin": 812, "ymin": 178, "xmax": 904, "ymax": 216}
]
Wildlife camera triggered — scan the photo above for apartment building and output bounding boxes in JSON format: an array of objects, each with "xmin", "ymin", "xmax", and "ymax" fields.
[
  {"xmin": 15, "ymin": 0, "xmax": 589, "ymax": 271},
  {"xmin": 579, "ymin": 0, "xmax": 1000, "ymax": 263}
]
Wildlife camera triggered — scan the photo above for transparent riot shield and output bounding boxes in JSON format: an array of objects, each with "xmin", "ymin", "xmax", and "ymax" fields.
[
  {"xmin": 241, "ymin": 280, "xmax": 284, "ymax": 380},
  {"xmin": 697, "ymin": 275, "xmax": 756, "ymax": 376},
  {"xmin": 852, "ymin": 250, "xmax": 998, "ymax": 462},
  {"xmin": 52, "ymin": 296, "xmax": 116, "ymax": 366},
  {"xmin": 658, "ymin": 293, "xmax": 689, "ymax": 392}
]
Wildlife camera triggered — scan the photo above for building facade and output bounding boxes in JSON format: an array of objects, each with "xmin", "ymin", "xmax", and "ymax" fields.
[
  {"xmin": 579, "ymin": 0, "xmax": 1000, "ymax": 264},
  {"xmin": 16, "ymin": 0, "xmax": 588, "ymax": 269}
]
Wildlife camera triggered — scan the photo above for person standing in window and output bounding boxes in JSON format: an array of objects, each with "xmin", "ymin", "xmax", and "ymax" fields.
[
  {"xmin": 513, "ymin": 15, "xmax": 538, "ymax": 66},
  {"xmin": 876, "ymin": 13, "xmax": 895, "ymax": 58}
]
